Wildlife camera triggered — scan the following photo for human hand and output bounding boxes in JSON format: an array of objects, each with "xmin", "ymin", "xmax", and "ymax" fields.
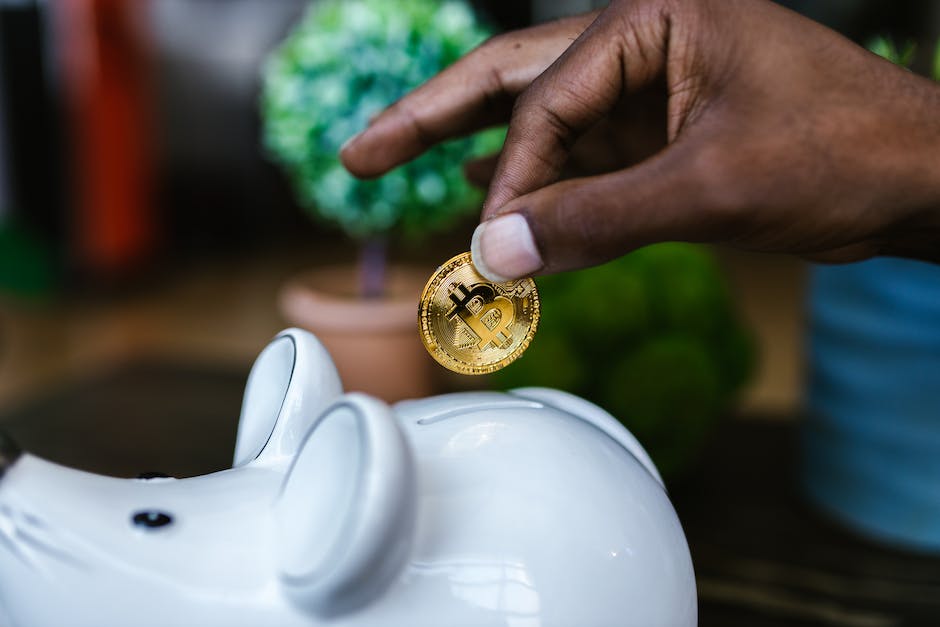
[{"xmin": 341, "ymin": 0, "xmax": 940, "ymax": 281}]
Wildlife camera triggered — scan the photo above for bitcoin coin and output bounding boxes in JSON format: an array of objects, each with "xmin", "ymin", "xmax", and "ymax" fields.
[{"xmin": 418, "ymin": 252, "xmax": 540, "ymax": 375}]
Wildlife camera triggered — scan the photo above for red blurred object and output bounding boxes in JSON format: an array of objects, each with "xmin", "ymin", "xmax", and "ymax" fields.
[{"xmin": 57, "ymin": 0, "xmax": 156, "ymax": 279}]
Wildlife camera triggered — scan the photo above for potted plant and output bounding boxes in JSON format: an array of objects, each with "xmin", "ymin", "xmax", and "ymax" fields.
[
  {"xmin": 492, "ymin": 243, "xmax": 754, "ymax": 478},
  {"xmin": 260, "ymin": 0, "xmax": 503, "ymax": 401}
]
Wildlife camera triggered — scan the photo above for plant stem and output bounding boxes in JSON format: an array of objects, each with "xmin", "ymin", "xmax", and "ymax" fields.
[{"xmin": 359, "ymin": 236, "xmax": 387, "ymax": 299}]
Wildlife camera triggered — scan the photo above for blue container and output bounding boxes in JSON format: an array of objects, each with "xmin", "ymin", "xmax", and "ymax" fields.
[{"xmin": 805, "ymin": 258, "xmax": 940, "ymax": 552}]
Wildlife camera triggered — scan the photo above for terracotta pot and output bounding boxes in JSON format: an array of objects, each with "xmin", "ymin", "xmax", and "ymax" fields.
[{"xmin": 278, "ymin": 265, "xmax": 433, "ymax": 403}]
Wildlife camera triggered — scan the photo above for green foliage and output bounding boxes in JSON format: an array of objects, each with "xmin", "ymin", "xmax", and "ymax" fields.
[
  {"xmin": 933, "ymin": 41, "xmax": 940, "ymax": 82},
  {"xmin": 261, "ymin": 0, "xmax": 504, "ymax": 239},
  {"xmin": 493, "ymin": 244, "xmax": 755, "ymax": 477},
  {"xmin": 868, "ymin": 36, "xmax": 917, "ymax": 67},
  {"xmin": 868, "ymin": 35, "xmax": 940, "ymax": 81}
]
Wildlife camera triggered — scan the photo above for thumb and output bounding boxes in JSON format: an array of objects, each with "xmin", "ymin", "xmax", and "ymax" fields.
[
  {"xmin": 483, "ymin": 3, "xmax": 671, "ymax": 214},
  {"xmin": 471, "ymin": 145, "xmax": 715, "ymax": 280}
]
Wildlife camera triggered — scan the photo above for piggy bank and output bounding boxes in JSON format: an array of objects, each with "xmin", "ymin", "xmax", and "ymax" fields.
[{"xmin": 0, "ymin": 329, "xmax": 696, "ymax": 626}]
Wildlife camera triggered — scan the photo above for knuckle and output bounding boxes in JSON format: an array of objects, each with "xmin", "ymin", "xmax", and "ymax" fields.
[
  {"xmin": 505, "ymin": 100, "xmax": 573, "ymax": 171},
  {"xmin": 463, "ymin": 33, "xmax": 508, "ymax": 76},
  {"xmin": 512, "ymin": 83, "xmax": 585, "ymax": 142},
  {"xmin": 481, "ymin": 64, "xmax": 509, "ymax": 109},
  {"xmin": 533, "ymin": 101, "xmax": 578, "ymax": 148}
]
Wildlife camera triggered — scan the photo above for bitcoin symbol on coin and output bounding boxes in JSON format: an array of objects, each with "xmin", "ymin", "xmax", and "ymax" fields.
[
  {"xmin": 418, "ymin": 252, "xmax": 540, "ymax": 375},
  {"xmin": 447, "ymin": 284, "xmax": 515, "ymax": 350}
]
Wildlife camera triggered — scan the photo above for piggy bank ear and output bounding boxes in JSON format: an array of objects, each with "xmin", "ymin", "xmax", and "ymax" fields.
[
  {"xmin": 275, "ymin": 393, "xmax": 416, "ymax": 617},
  {"xmin": 233, "ymin": 328, "xmax": 343, "ymax": 467}
]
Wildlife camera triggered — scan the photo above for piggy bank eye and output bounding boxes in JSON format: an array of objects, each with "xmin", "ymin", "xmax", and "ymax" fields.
[{"xmin": 131, "ymin": 510, "xmax": 173, "ymax": 530}]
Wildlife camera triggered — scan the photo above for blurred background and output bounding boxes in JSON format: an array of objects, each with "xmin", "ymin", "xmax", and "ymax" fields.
[
  {"xmin": 6, "ymin": 0, "xmax": 937, "ymax": 426},
  {"xmin": 2, "ymin": 1, "xmax": 940, "ymax": 624},
  {"xmin": 0, "ymin": 0, "xmax": 532, "ymax": 409}
]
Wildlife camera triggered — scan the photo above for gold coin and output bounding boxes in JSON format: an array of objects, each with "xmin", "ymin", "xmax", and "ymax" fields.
[{"xmin": 418, "ymin": 252, "xmax": 540, "ymax": 375}]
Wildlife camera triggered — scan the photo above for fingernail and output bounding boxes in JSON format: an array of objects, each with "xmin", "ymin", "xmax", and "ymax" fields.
[
  {"xmin": 340, "ymin": 131, "xmax": 362, "ymax": 153},
  {"xmin": 471, "ymin": 213, "xmax": 543, "ymax": 282}
]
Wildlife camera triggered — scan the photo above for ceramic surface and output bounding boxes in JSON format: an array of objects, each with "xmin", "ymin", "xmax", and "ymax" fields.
[{"xmin": 0, "ymin": 329, "xmax": 696, "ymax": 627}]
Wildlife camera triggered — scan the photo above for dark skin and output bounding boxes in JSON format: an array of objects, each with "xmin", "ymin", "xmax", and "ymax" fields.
[{"xmin": 341, "ymin": 0, "xmax": 940, "ymax": 280}]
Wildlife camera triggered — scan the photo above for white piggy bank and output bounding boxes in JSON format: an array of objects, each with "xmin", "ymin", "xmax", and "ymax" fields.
[{"xmin": 0, "ymin": 329, "xmax": 696, "ymax": 627}]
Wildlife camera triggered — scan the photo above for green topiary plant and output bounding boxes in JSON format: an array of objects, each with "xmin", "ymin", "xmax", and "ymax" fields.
[
  {"xmin": 261, "ymin": 0, "xmax": 504, "ymax": 297},
  {"xmin": 492, "ymin": 244, "xmax": 755, "ymax": 477}
]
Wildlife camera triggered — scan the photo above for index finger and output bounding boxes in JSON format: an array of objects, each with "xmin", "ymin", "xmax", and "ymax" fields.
[{"xmin": 340, "ymin": 12, "xmax": 599, "ymax": 179}]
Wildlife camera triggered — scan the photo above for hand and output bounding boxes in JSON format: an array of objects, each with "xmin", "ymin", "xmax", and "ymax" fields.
[{"xmin": 341, "ymin": 0, "xmax": 940, "ymax": 281}]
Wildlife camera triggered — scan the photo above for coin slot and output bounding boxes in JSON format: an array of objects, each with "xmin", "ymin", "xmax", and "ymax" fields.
[{"xmin": 416, "ymin": 400, "xmax": 543, "ymax": 425}]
